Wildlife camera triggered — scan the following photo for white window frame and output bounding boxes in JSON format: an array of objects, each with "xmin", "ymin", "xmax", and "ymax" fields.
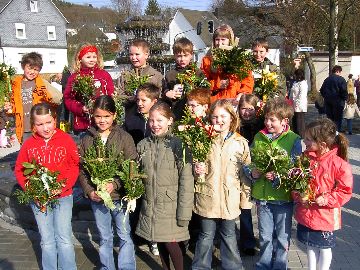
[
  {"xmin": 47, "ymin": 26, "xmax": 56, "ymax": 41},
  {"xmin": 15, "ymin": 23, "xmax": 26, "ymax": 39},
  {"xmin": 30, "ymin": 0, "xmax": 38, "ymax": 12},
  {"xmin": 49, "ymin": 53, "xmax": 56, "ymax": 65}
]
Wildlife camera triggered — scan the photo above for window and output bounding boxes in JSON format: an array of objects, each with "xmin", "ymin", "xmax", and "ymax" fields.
[
  {"xmin": 15, "ymin": 23, "xmax": 26, "ymax": 39},
  {"xmin": 30, "ymin": 0, "xmax": 38, "ymax": 12},
  {"xmin": 49, "ymin": 53, "xmax": 56, "ymax": 65},
  {"xmin": 47, "ymin": 26, "xmax": 56, "ymax": 40}
]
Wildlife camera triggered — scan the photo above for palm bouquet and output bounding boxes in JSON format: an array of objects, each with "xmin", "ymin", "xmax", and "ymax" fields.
[
  {"xmin": 174, "ymin": 107, "xmax": 218, "ymax": 183},
  {"xmin": 72, "ymin": 74, "xmax": 95, "ymax": 110},
  {"xmin": 253, "ymin": 69, "xmax": 279, "ymax": 101},
  {"xmin": 122, "ymin": 71, "xmax": 151, "ymax": 95},
  {"xmin": 211, "ymin": 46, "xmax": 254, "ymax": 81},
  {"xmin": 14, "ymin": 160, "xmax": 66, "ymax": 212},
  {"xmin": 82, "ymin": 136, "xmax": 145, "ymax": 210},
  {"xmin": 0, "ymin": 63, "xmax": 16, "ymax": 108},
  {"xmin": 176, "ymin": 63, "xmax": 210, "ymax": 94},
  {"xmin": 250, "ymin": 141, "xmax": 292, "ymax": 188}
]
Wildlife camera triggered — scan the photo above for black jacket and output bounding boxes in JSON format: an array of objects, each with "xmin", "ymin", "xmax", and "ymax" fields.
[
  {"xmin": 123, "ymin": 104, "xmax": 151, "ymax": 145},
  {"xmin": 320, "ymin": 74, "xmax": 348, "ymax": 106}
]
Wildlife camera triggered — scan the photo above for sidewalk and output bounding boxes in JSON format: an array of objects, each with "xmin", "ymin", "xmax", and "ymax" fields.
[{"xmin": 1, "ymin": 105, "xmax": 359, "ymax": 269}]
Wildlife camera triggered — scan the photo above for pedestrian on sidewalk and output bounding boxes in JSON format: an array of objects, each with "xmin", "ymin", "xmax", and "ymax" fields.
[
  {"xmin": 14, "ymin": 103, "xmax": 79, "ymax": 270},
  {"xmin": 320, "ymin": 65, "xmax": 348, "ymax": 131},
  {"xmin": 293, "ymin": 118, "xmax": 353, "ymax": 270},
  {"xmin": 343, "ymin": 93, "xmax": 360, "ymax": 135}
]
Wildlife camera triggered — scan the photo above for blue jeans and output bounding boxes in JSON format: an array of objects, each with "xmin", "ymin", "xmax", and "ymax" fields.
[
  {"xmin": 91, "ymin": 200, "xmax": 135, "ymax": 270},
  {"xmin": 346, "ymin": 119, "xmax": 353, "ymax": 133},
  {"xmin": 192, "ymin": 217, "xmax": 242, "ymax": 270},
  {"xmin": 256, "ymin": 201, "xmax": 293, "ymax": 270},
  {"xmin": 31, "ymin": 195, "xmax": 76, "ymax": 270}
]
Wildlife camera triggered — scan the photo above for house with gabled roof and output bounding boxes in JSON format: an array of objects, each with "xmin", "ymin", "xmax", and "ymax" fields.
[
  {"xmin": 0, "ymin": 0, "xmax": 68, "ymax": 74},
  {"xmin": 164, "ymin": 8, "xmax": 222, "ymax": 63}
]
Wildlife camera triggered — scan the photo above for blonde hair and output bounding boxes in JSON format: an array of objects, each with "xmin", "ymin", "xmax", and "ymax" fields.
[
  {"xmin": 209, "ymin": 99, "xmax": 239, "ymax": 133},
  {"xmin": 347, "ymin": 93, "xmax": 356, "ymax": 105},
  {"xmin": 73, "ymin": 43, "xmax": 104, "ymax": 72},
  {"xmin": 213, "ymin": 24, "xmax": 235, "ymax": 47},
  {"xmin": 30, "ymin": 103, "xmax": 56, "ymax": 128}
]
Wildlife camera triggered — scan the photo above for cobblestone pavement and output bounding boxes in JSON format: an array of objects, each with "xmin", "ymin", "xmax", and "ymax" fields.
[{"xmin": 1, "ymin": 104, "xmax": 359, "ymax": 269}]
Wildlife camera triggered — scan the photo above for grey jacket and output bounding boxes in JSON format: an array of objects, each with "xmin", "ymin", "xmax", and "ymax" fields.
[{"xmin": 136, "ymin": 132, "xmax": 194, "ymax": 242}]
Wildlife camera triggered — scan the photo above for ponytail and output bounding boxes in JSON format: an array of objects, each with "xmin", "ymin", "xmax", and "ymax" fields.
[{"xmin": 335, "ymin": 132, "xmax": 349, "ymax": 161}]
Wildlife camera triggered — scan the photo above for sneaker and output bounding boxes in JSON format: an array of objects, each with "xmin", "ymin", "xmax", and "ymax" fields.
[{"xmin": 150, "ymin": 242, "xmax": 159, "ymax": 256}]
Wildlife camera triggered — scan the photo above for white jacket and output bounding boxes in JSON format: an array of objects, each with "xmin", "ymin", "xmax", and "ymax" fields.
[
  {"xmin": 290, "ymin": 80, "xmax": 308, "ymax": 112},
  {"xmin": 343, "ymin": 103, "xmax": 360, "ymax": 119}
]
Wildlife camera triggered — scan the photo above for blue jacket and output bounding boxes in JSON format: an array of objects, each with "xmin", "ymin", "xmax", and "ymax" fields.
[{"xmin": 320, "ymin": 74, "xmax": 347, "ymax": 106}]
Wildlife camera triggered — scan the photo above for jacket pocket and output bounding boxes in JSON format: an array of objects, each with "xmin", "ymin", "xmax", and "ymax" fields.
[{"xmin": 166, "ymin": 189, "xmax": 177, "ymax": 201}]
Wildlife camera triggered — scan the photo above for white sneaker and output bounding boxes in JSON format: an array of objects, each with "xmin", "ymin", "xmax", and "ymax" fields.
[{"xmin": 150, "ymin": 242, "xmax": 159, "ymax": 256}]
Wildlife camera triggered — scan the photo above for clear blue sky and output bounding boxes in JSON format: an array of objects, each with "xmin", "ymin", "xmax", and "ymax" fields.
[{"xmin": 66, "ymin": 0, "xmax": 213, "ymax": 11}]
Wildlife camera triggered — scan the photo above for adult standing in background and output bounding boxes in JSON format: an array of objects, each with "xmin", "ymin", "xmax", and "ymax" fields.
[
  {"xmin": 289, "ymin": 69, "xmax": 308, "ymax": 137},
  {"xmin": 320, "ymin": 65, "xmax": 348, "ymax": 131},
  {"xmin": 355, "ymin": 74, "xmax": 360, "ymax": 106},
  {"xmin": 347, "ymin": 74, "xmax": 356, "ymax": 100}
]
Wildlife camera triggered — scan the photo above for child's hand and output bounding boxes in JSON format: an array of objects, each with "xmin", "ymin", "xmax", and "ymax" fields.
[
  {"xmin": 194, "ymin": 162, "xmax": 207, "ymax": 175},
  {"xmin": 105, "ymin": 183, "xmax": 115, "ymax": 194},
  {"xmin": 89, "ymin": 191, "xmax": 102, "ymax": 202},
  {"xmin": 251, "ymin": 169, "xmax": 261, "ymax": 179},
  {"xmin": 315, "ymin": 194, "xmax": 328, "ymax": 206},
  {"xmin": 4, "ymin": 102, "xmax": 12, "ymax": 113},
  {"xmin": 82, "ymin": 106, "xmax": 89, "ymax": 114},
  {"xmin": 265, "ymin": 171, "xmax": 275, "ymax": 181},
  {"xmin": 219, "ymin": 79, "xmax": 229, "ymax": 89},
  {"xmin": 165, "ymin": 89, "xmax": 181, "ymax": 99}
]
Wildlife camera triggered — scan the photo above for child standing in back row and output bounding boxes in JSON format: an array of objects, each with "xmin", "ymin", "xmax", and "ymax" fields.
[
  {"xmin": 64, "ymin": 43, "xmax": 114, "ymax": 135},
  {"xmin": 293, "ymin": 118, "xmax": 353, "ymax": 270},
  {"xmin": 201, "ymin": 24, "xmax": 254, "ymax": 104}
]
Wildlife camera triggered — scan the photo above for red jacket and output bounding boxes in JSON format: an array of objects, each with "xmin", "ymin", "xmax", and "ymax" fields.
[
  {"xmin": 294, "ymin": 148, "xmax": 353, "ymax": 231},
  {"xmin": 15, "ymin": 129, "xmax": 80, "ymax": 198},
  {"xmin": 201, "ymin": 55, "xmax": 254, "ymax": 103},
  {"xmin": 64, "ymin": 66, "xmax": 114, "ymax": 131}
]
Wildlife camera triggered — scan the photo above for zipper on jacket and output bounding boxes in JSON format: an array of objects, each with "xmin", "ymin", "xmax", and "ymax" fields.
[{"xmin": 151, "ymin": 139, "xmax": 159, "ymax": 240}]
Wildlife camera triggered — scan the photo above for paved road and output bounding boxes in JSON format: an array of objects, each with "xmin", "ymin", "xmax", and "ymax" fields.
[{"xmin": 0, "ymin": 104, "xmax": 359, "ymax": 269}]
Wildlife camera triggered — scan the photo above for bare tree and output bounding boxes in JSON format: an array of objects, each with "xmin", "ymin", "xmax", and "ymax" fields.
[{"xmin": 111, "ymin": 0, "xmax": 144, "ymax": 17}]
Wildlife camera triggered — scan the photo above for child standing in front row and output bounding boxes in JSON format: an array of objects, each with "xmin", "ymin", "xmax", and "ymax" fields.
[
  {"xmin": 343, "ymin": 93, "xmax": 360, "ymax": 135},
  {"xmin": 192, "ymin": 99, "xmax": 252, "ymax": 270},
  {"xmin": 293, "ymin": 118, "xmax": 353, "ymax": 270},
  {"xmin": 248, "ymin": 98, "xmax": 302, "ymax": 270},
  {"xmin": 64, "ymin": 43, "xmax": 114, "ymax": 135},
  {"xmin": 15, "ymin": 103, "xmax": 79, "ymax": 270},
  {"xmin": 136, "ymin": 102, "xmax": 194, "ymax": 270},
  {"xmin": 78, "ymin": 95, "xmax": 137, "ymax": 270}
]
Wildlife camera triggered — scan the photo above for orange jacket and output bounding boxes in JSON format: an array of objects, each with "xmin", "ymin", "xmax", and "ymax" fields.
[
  {"xmin": 10, "ymin": 76, "xmax": 53, "ymax": 144},
  {"xmin": 201, "ymin": 55, "xmax": 254, "ymax": 103}
]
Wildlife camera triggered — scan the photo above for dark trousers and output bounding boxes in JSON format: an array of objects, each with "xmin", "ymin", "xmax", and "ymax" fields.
[
  {"xmin": 324, "ymin": 100, "xmax": 344, "ymax": 131},
  {"xmin": 292, "ymin": 112, "xmax": 306, "ymax": 137},
  {"xmin": 239, "ymin": 209, "xmax": 256, "ymax": 249}
]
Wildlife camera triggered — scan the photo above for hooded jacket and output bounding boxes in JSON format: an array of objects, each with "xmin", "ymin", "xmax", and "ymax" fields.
[
  {"xmin": 10, "ymin": 76, "xmax": 54, "ymax": 144},
  {"xmin": 294, "ymin": 148, "xmax": 353, "ymax": 231},
  {"xmin": 78, "ymin": 125, "xmax": 137, "ymax": 200},
  {"xmin": 136, "ymin": 132, "xmax": 194, "ymax": 242},
  {"xmin": 193, "ymin": 132, "xmax": 252, "ymax": 220},
  {"xmin": 64, "ymin": 66, "xmax": 114, "ymax": 131},
  {"xmin": 15, "ymin": 129, "xmax": 79, "ymax": 198}
]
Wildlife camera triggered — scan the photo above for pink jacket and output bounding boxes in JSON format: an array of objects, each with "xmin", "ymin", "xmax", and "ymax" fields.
[
  {"xmin": 294, "ymin": 148, "xmax": 353, "ymax": 231},
  {"xmin": 64, "ymin": 66, "xmax": 114, "ymax": 131}
]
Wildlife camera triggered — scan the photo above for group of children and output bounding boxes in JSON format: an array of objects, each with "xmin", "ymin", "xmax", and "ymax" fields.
[{"xmin": 5, "ymin": 23, "xmax": 354, "ymax": 270}]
